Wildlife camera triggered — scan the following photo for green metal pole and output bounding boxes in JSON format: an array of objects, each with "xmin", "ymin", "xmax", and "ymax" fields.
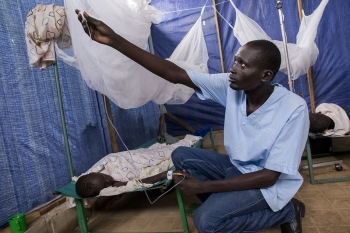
[
  {"xmin": 54, "ymin": 58, "xmax": 201, "ymax": 233},
  {"xmin": 305, "ymin": 139, "xmax": 316, "ymax": 184},
  {"xmin": 53, "ymin": 62, "xmax": 74, "ymax": 178},
  {"xmin": 53, "ymin": 62, "xmax": 90, "ymax": 232},
  {"xmin": 175, "ymin": 187, "xmax": 189, "ymax": 233},
  {"xmin": 75, "ymin": 199, "xmax": 89, "ymax": 233}
]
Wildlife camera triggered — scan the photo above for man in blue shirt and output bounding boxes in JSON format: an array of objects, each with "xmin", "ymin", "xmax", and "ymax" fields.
[{"xmin": 76, "ymin": 11, "xmax": 309, "ymax": 233}]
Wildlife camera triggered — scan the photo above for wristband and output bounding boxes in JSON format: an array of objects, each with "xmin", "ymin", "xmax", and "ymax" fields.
[{"xmin": 167, "ymin": 170, "xmax": 173, "ymax": 180}]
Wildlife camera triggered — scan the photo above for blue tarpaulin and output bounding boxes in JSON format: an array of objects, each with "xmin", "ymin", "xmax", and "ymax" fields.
[
  {"xmin": 1, "ymin": 0, "xmax": 350, "ymax": 229},
  {"xmin": 0, "ymin": 0, "xmax": 158, "ymax": 228},
  {"xmin": 151, "ymin": 0, "xmax": 350, "ymax": 135}
]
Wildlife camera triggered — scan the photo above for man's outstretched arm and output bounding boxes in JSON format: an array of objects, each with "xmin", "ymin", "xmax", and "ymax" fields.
[{"xmin": 75, "ymin": 10, "xmax": 198, "ymax": 90}]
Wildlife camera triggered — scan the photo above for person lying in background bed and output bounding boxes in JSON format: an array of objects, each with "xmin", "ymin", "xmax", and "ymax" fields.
[{"xmin": 310, "ymin": 103, "xmax": 350, "ymax": 136}]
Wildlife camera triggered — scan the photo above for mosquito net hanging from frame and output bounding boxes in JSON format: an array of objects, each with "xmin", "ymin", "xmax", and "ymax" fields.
[
  {"xmin": 230, "ymin": 0, "xmax": 329, "ymax": 80},
  {"xmin": 57, "ymin": 0, "xmax": 209, "ymax": 109}
]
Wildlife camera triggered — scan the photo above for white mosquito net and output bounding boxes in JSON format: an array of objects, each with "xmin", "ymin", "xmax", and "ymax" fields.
[
  {"xmin": 57, "ymin": 0, "xmax": 209, "ymax": 109},
  {"xmin": 230, "ymin": 0, "xmax": 328, "ymax": 80}
]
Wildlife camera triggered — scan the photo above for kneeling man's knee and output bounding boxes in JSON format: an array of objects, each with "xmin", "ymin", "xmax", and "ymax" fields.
[
  {"xmin": 171, "ymin": 146, "xmax": 189, "ymax": 162},
  {"xmin": 193, "ymin": 209, "xmax": 215, "ymax": 233}
]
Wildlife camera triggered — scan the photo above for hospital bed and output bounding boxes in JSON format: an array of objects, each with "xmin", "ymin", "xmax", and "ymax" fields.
[{"xmin": 54, "ymin": 130, "xmax": 216, "ymax": 233}]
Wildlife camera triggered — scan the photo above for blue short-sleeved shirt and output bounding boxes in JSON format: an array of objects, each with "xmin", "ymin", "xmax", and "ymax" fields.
[{"xmin": 187, "ymin": 70, "xmax": 310, "ymax": 211}]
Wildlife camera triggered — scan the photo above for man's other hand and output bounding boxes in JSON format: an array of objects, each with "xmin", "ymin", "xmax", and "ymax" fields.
[{"xmin": 173, "ymin": 171, "xmax": 204, "ymax": 196}]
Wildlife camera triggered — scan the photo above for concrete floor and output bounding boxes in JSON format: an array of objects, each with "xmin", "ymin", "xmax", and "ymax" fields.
[{"xmin": 71, "ymin": 136, "xmax": 350, "ymax": 233}]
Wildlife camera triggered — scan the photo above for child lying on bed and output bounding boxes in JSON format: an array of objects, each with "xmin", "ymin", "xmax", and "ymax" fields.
[
  {"xmin": 74, "ymin": 135, "xmax": 201, "ymax": 198},
  {"xmin": 76, "ymin": 170, "xmax": 184, "ymax": 198}
]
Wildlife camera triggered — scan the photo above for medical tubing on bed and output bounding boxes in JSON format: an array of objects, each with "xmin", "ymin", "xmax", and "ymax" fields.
[
  {"xmin": 103, "ymin": 95, "xmax": 142, "ymax": 177},
  {"xmin": 84, "ymin": 16, "xmax": 168, "ymax": 201},
  {"xmin": 72, "ymin": 0, "xmax": 148, "ymax": 180},
  {"xmin": 89, "ymin": 7, "xmax": 143, "ymax": 178},
  {"xmin": 103, "ymin": 97, "xmax": 178, "ymax": 205},
  {"xmin": 77, "ymin": 3, "xmax": 142, "ymax": 179}
]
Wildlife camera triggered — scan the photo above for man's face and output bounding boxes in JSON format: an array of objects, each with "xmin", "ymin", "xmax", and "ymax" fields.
[{"xmin": 229, "ymin": 45, "xmax": 265, "ymax": 91}]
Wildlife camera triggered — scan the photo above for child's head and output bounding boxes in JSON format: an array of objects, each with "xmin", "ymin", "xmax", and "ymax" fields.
[{"xmin": 75, "ymin": 173, "xmax": 114, "ymax": 198}]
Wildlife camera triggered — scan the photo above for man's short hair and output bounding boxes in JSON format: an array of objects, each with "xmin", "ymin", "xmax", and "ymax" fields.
[
  {"xmin": 76, "ymin": 174, "xmax": 102, "ymax": 198},
  {"xmin": 245, "ymin": 40, "xmax": 281, "ymax": 78}
]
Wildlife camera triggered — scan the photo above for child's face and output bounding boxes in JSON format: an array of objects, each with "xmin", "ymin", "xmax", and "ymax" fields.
[
  {"xmin": 99, "ymin": 173, "xmax": 115, "ymax": 188},
  {"xmin": 89, "ymin": 173, "xmax": 115, "ymax": 193}
]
